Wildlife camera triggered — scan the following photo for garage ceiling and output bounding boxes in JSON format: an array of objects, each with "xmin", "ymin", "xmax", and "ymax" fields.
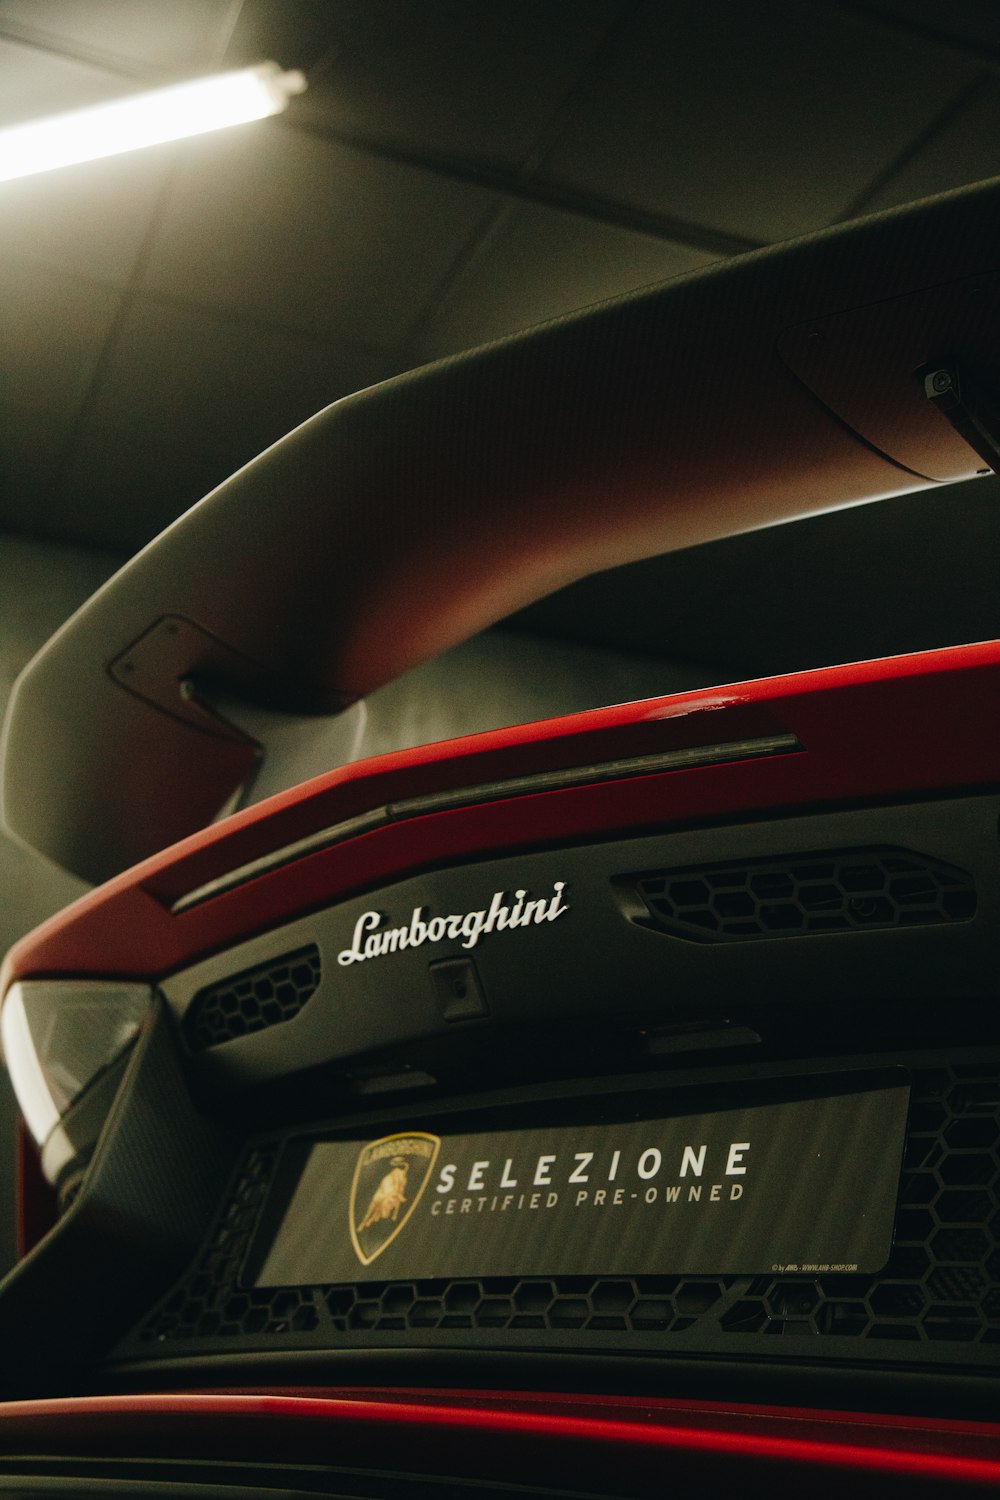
[{"xmin": 2, "ymin": 0, "xmax": 1000, "ymax": 676}]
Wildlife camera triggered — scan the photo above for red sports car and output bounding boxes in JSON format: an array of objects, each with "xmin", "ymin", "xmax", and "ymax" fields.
[{"xmin": 2, "ymin": 169, "xmax": 1000, "ymax": 1495}]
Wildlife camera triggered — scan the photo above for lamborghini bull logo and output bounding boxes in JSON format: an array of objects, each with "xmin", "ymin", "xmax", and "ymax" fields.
[
  {"xmin": 357, "ymin": 1158, "xmax": 410, "ymax": 1232},
  {"xmin": 349, "ymin": 1131, "xmax": 440, "ymax": 1265}
]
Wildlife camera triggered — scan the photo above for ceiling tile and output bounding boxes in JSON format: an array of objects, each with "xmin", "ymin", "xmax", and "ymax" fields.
[
  {"xmin": 0, "ymin": 146, "xmax": 174, "ymax": 286},
  {"xmin": 237, "ymin": 0, "xmax": 628, "ymax": 170},
  {"xmin": 53, "ymin": 294, "xmax": 395, "ymax": 553},
  {"xmin": 0, "ymin": 33, "xmax": 133, "ymax": 126},
  {"xmin": 0, "ymin": 257, "xmax": 123, "ymax": 532},
  {"xmin": 0, "ymin": 39, "xmax": 184, "ymax": 289},
  {"xmin": 538, "ymin": 0, "xmax": 976, "ymax": 243},
  {"xmin": 851, "ymin": 80, "xmax": 1000, "ymax": 214},
  {"xmin": 0, "ymin": 0, "xmax": 237, "ymax": 77},
  {"xmin": 856, "ymin": 0, "xmax": 1000, "ymax": 56},
  {"xmin": 419, "ymin": 198, "xmax": 720, "ymax": 358},
  {"xmin": 139, "ymin": 123, "xmax": 498, "ymax": 348}
]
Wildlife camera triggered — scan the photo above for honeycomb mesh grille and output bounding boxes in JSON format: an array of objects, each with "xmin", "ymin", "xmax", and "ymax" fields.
[
  {"xmin": 629, "ymin": 848, "xmax": 976, "ymax": 943},
  {"xmin": 136, "ymin": 1062, "xmax": 1000, "ymax": 1355},
  {"xmin": 183, "ymin": 945, "xmax": 321, "ymax": 1052}
]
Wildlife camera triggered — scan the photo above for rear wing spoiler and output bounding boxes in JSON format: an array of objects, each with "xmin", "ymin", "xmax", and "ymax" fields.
[{"xmin": 4, "ymin": 176, "xmax": 1000, "ymax": 883}]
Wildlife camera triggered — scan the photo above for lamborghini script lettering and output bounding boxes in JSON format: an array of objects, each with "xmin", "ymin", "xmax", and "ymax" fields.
[{"xmin": 337, "ymin": 881, "xmax": 570, "ymax": 966}]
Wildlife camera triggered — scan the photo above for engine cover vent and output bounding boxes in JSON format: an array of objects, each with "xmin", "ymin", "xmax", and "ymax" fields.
[
  {"xmin": 628, "ymin": 848, "xmax": 975, "ymax": 943},
  {"xmin": 184, "ymin": 944, "xmax": 321, "ymax": 1052}
]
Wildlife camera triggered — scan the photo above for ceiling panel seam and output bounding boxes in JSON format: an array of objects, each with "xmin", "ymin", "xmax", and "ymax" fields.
[
  {"xmin": 806, "ymin": 0, "xmax": 1000, "ymax": 73},
  {"xmin": 47, "ymin": 157, "xmax": 185, "ymax": 495},
  {"xmin": 510, "ymin": 0, "xmax": 646, "ymax": 180},
  {"xmin": 277, "ymin": 118, "xmax": 761, "ymax": 260},
  {"xmin": 837, "ymin": 72, "xmax": 996, "ymax": 223},
  {"xmin": 0, "ymin": 19, "xmax": 161, "ymax": 83},
  {"xmin": 381, "ymin": 0, "xmax": 651, "ymax": 362},
  {"xmin": 0, "ymin": 0, "xmax": 249, "ymax": 81},
  {"xmin": 36, "ymin": 0, "xmax": 253, "ymax": 496},
  {"xmin": 214, "ymin": 0, "xmax": 247, "ymax": 67}
]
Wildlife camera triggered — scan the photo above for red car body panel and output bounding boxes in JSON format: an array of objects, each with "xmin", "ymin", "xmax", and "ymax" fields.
[
  {"xmin": 0, "ymin": 1390, "xmax": 996, "ymax": 1493},
  {"xmin": 4, "ymin": 638, "xmax": 1000, "ymax": 995}
]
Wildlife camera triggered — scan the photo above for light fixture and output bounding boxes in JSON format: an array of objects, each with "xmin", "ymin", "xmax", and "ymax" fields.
[{"xmin": 0, "ymin": 61, "xmax": 307, "ymax": 184}]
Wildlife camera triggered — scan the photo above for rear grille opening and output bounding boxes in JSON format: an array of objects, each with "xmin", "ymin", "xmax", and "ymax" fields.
[
  {"xmin": 627, "ymin": 848, "xmax": 976, "ymax": 943},
  {"xmin": 183, "ymin": 945, "xmax": 322, "ymax": 1052},
  {"xmin": 134, "ymin": 1062, "xmax": 1000, "ymax": 1356}
]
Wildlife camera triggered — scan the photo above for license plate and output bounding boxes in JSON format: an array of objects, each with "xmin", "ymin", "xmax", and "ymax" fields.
[{"xmin": 253, "ymin": 1078, "xmax": 909, "ymax": 1285}]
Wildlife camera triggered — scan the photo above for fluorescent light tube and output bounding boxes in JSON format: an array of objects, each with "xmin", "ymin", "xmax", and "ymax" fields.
[{"xmin": 0, "ymin": 62, "xmax": 307, "ymax": 184}]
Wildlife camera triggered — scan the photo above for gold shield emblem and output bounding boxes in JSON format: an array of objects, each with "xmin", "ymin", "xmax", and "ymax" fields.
[{"xmin": 349, "ymin": 1131, "xmax": 441, "ymax": 1266}]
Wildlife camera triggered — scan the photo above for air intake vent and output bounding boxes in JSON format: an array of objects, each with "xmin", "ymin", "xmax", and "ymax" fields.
[
  {"xmin": 627, "ymin": 847, "xmax": 975, "ymax": 943},
  {"xmin": 184, "ymin": 945, "xmax": 321, "ymax": 1052}
]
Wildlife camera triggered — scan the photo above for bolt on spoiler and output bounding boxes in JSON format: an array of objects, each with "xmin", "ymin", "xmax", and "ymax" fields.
[{"xmin": 5, "ymin": 177, "xmax": 1000, "ymax": 885}]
